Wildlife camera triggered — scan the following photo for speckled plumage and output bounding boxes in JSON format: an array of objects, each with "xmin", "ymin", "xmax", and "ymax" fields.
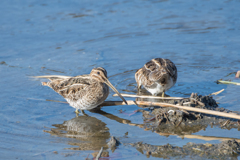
[
  {"xmin": 36, "ymin": 67, "xmax": 127, "ymax": 112},
  {"xmin": 135, "ymin": 58, "xmax": 177, "ymax": 96}
]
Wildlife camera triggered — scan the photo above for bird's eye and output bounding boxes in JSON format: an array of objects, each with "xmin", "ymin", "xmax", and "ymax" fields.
[{"xmin": 97, "ymin": 72, "xmax": 100, "ymax": 75}]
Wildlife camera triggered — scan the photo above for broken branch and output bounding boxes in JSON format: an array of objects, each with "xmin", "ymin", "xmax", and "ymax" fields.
[{"xmin": 217, "ymin": 80, "xmax": 240, "ymax": 85}]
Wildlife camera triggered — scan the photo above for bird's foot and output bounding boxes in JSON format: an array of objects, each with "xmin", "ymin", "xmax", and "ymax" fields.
[
  {"xmin": 75, "ymin": 109, "xmax": 80, "ymax": 114},
  {"xmin": 75, "ymin": 109, "xmax": 88, "ymax": 116}
]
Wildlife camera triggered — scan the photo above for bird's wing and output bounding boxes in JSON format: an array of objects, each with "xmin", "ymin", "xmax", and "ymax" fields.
[
  {"xmin": 46, "ymin": 75, "xmax": 93, "ymax": 101},
  {"xmin": 144, "ymin": 58, "xmax": 177, "ymax": 82},
  {"xmin": 164, "ymin": 59, "xmax": 177, "ymax": 80},
  {"xmin": 141, "ymin": 59, "xmax": 163, "ymax": 84}
]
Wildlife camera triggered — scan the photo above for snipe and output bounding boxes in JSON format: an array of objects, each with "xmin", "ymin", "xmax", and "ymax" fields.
[
  {"xmin": 35, "ymin": 67, "xmax": 127, "ymax": 114},
  {"xmin": 135, "ymin": 58, "xmax": 177, "ymax": 97}
]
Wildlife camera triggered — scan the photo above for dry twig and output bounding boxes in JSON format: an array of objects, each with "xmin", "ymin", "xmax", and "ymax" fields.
[
  {"xmin": 217, "ymin": 80, "xmax": 240, "ymax": 85},
  {"xmin": 101, "ymin": 100, "xmax": 240, "ymax": 120},
  {"xmin": 96, "ymin": 147, "xmax": 103, "ymax": 160},
  {"xmin": 113, "ymin": 93, "xmax": 185, "ymax": 100},
  {"xmin": 220, "ymin": 120, "xmax": 230, "ymax": 127},
  {"xmin": 210, "ymin": 89, "xmax": 225, "ymax": 96},
  {"xmin": 190, "ymin": 98, "xmax": 205, "ymax": 107},
  {"xmin": 175, "ymin": 119, "xmax": 182, "ymax": 127}
]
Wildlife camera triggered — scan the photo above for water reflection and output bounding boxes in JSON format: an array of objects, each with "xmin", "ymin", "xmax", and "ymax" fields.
[
  {"xmin": 90, "ymin": 108, "xmax": 132, "ymax": 124},
  {"xmin": 44, "ymin": 115, "xmax": 110, "ymax": 151}
]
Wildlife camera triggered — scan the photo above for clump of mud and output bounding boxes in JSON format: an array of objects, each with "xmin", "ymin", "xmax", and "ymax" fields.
[
  {"xmin": 137, "ymin": 93, "xmax": 240, "ymax": 135},
  {"xmin": 108, "ymin": 136, "xmax": 121, "ymax": 152},
  {"xmin": 130, "ymin": 140, "xmax": 240, "ymax": 159}
]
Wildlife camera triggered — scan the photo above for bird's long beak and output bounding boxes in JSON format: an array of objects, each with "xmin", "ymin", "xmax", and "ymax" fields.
[{"xmin": 104, "ymin": 79, "xmax": 128, "ymax": 105}]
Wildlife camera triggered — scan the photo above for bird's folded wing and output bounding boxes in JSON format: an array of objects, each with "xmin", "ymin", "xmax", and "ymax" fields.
[{"xmin": 49, "ymin": 76, "xmax": 92, "ymax": 100}]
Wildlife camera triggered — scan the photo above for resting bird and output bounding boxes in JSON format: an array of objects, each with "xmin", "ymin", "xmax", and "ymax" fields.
[
  {"xmin": 34, "ymin": 67, "xmax": 127, "ymax": 114},
  {"xmin": 135, "ymin": 58, "xmax": 177, "ymax": 97}
]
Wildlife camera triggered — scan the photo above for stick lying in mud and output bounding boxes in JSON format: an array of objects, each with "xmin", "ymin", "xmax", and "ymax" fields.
[
  {"xmin": 210, "ymin": 89, "xmax": 225, "ymax": 96},
  {"xmin": 113, "ymin": 89, "xmax": 225, "ymax": 99},
  {"xmin": 217, "ymin": 80, "xmax": 240, "ymax": 85},
  {"xmin": 112, "ymin": 93, "xmax": 185, "ymax": 99},
  {"xmin": 96, "ymin": 147, "xmax": 103, "ymax": 160},
  {"xmin": 155, "ymin": 131, "xmax": 240, "ymax": 142},
  {"xmin": 101, "ymin": 100, "xmax": 240, "ymax": 120}
]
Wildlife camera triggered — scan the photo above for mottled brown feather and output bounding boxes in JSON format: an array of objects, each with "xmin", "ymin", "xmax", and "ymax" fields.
[
  {"xmin": 135, "ymin": 58, "xmax": 177, "ymax": 95},
  {"xmin": 46, "ymin": 76, "xmax": 92, "ymax": 100}
]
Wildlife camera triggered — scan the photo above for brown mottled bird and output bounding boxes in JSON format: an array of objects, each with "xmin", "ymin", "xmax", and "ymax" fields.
[
  {"xmin": 135, "ymin": 58, "xmax": 177, "ymax": 97},
  {"xmin": 34, "ymin": 67, "xmax": 127, "ymax": 114}
]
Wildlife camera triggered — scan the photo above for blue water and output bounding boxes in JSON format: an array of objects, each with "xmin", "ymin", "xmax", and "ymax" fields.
[{"xmin": 1, "ymin": 0, "xmax": 240, "ymax": 159}]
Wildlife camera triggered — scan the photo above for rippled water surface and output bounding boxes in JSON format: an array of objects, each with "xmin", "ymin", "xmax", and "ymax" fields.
[{"xmin": 1, "ymin": 0, "xmax": 240, "ymax": 159}]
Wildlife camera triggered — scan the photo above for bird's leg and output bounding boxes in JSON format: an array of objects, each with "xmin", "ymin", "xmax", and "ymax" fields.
[
  {"xmin": 162, "ymin": 92, "xmax": 165, "ymax": 97},
  {"xmin": 137, "ymin": 85, "xmax": 143, "ymax": 95},
  {"xmin": 75, "ymin": 109, "xmax": 80, "ymax": 117},
  {"xmin": 75, "ymin": 109, "xmax": 88, "ymax": 116},
  {"xmin": 75, "ymin": 109, "xmax": 80, "ymax": 114},
  {"xmin": 81, "ymin": 110, "xmax": 86, "ymax": 115}
]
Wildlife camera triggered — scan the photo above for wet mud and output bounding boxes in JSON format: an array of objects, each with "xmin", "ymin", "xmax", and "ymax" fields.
[
  {"xmin": 137, "ymin": 93, "xmax": 240, "ymax": 136},
  {"xmin": 130, "ymin": 140, "xmax": 240, "ymax": 160}
]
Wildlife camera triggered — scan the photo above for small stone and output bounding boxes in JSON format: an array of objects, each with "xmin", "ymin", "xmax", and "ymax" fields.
[
  {"xmin": 0, "ymin": 61, "xmax": 7, "ymax": 65},
  {"xmin": 108, "ymin": 136, "xmax": 120, "ymax": 149}
]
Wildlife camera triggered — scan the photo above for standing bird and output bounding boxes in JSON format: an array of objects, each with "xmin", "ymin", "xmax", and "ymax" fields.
[
  {"xmin": 135, "ymin": 58, "xmax": 177, "ymax": 97},
  {"xmin": 35, "ymin": 67, "xmax": 127, "ymax": 114}
]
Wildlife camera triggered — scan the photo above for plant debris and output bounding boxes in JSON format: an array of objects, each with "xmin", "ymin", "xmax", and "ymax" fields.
[{"xmin": 136, "ymin": 93, "xmax": 240, "ymax": 135}]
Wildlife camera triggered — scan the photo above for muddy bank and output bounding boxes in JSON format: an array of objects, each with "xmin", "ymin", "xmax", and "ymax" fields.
[
  {"xmin": 130, "ymin": 140, "xmax": 240, "ymax": 160},
  {"xmin": 136, "ymin": 93, "xmax": 240, "ymax": 135}
]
